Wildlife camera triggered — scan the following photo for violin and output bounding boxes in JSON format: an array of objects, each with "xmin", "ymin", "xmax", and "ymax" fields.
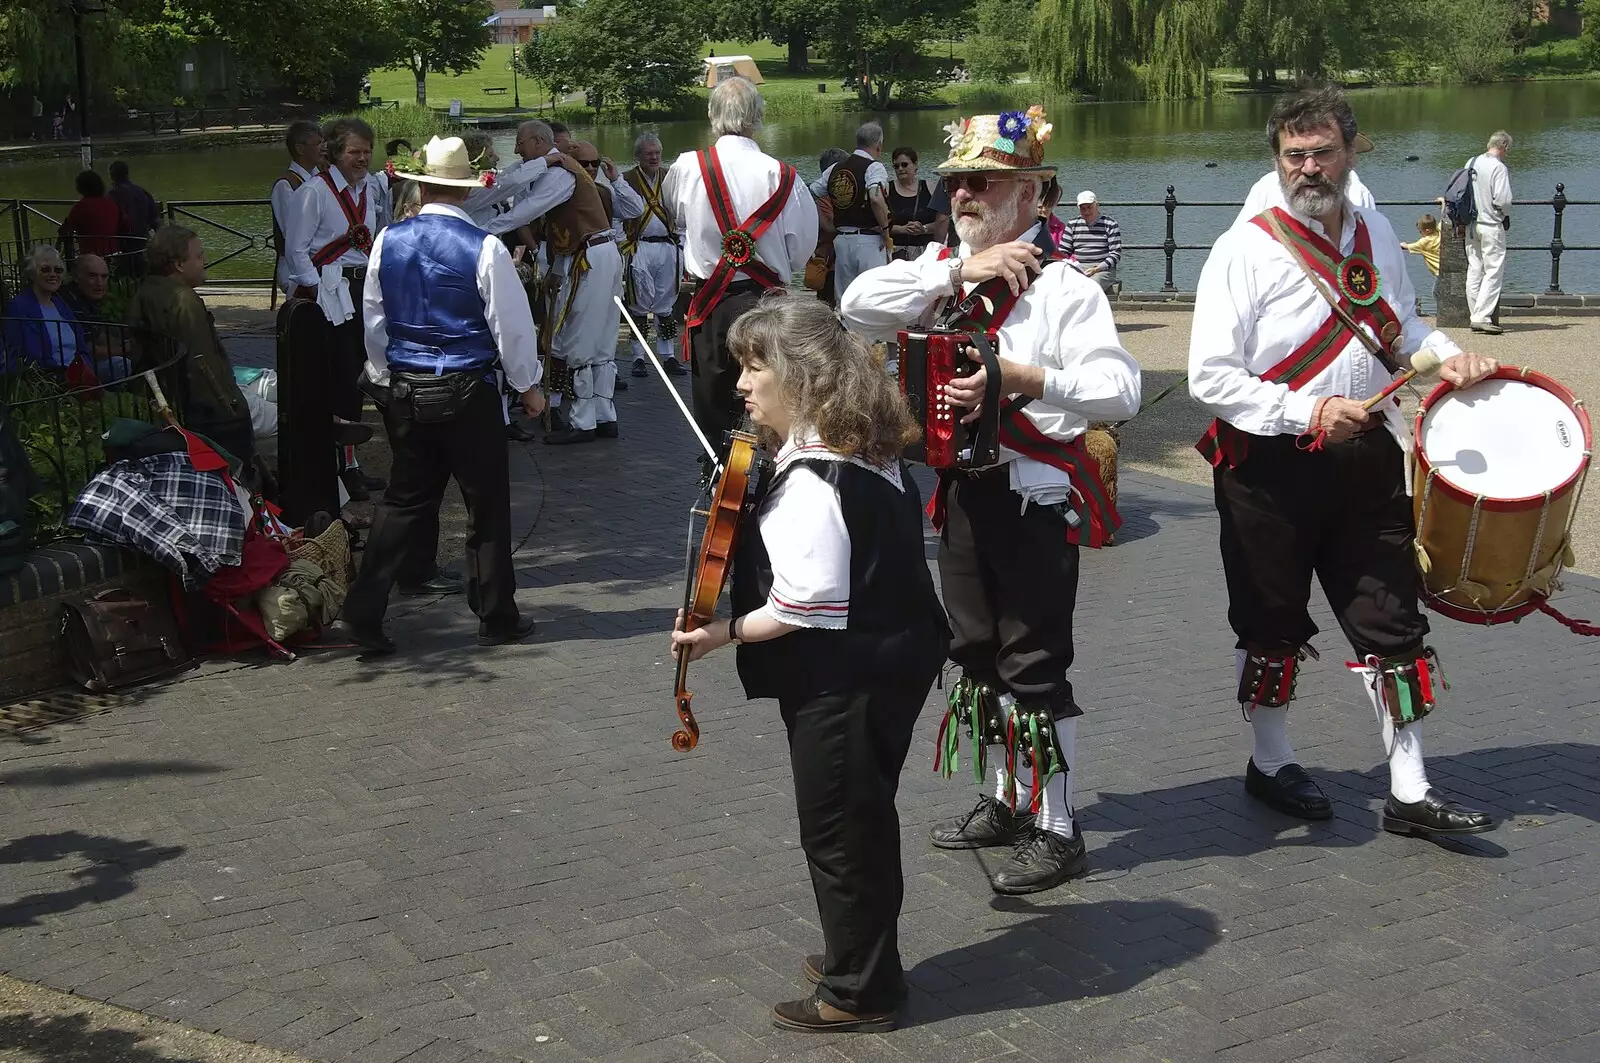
[{"xmin": 671, "ymin": 429, "xmax": 761, "ymax": 751}]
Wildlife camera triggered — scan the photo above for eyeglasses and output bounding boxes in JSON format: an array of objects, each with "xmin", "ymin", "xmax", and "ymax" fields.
[
  {"xmin": 578, "ymin": 159, "xmax": 600, "ymax": 170},
  {"xmin": 1278, "ymin": 146, "xmax": 1345, "ymax": 168},
  {"xmin": 942, "ymin": 173, "xmax": 1016, "ymax": 194},
  {"xmin": 36, "ymin": 266, "xmax": 64, "ymax": 274}
]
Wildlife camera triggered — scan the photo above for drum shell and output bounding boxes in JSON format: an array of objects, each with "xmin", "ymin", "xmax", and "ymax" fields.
[{"xmin": 1412, "ymin": 367, "xmax": 1591, "ymax": 625}]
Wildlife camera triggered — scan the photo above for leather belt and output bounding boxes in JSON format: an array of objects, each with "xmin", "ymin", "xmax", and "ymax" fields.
[
  {"xmin": 640, "ymin": 235, "xmax": 680, "ymax": 244},
  {"xmin": 835, "ymin": 227, "xmax": 883, "ymax": 236},
  {"xmin": 583, "ymin": 233, "xmax": 614, "ymax": 248},
  {"xmin": 342, "ymin": 266, "xmax": 367, "ymax": 285}
]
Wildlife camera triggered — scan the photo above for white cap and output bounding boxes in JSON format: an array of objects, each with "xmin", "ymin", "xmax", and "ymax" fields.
[{"xmin": 1076, "ymin": 190, "xmax": 1098, "ymax": 206}]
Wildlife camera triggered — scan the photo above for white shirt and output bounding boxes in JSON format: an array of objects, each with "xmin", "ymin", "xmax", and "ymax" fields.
[
  {"xmin": 1467, "ymin": 152, "xmax": 1513, "ymax": 225},
  {"xmin": 271, "ymin": 161, "xmax": 317, "ymax": 292},
  {"xmin": 624, "ymin": 167, "xmax": 673, "ymax": 240},
  {"xmin": 284, "ymin": 167, "xmax": 383, "ymax": 289},
  {"xmin": 840, "ymin": 224, "xmax": 1143, "ymax": 474},
  {"xmin": 664, "ymin": 135, "xmax": 818, "ymax": 283},
  {"xmin": 808, "ymin": 148, "xmax": 892, "ymax": 207},
  {"xmin": 464, "ymin": 157, "xmax": 547, "ymax": 229},
  {"xmin": 1236, "ymin": 170, "xmax": 1375, "ymax": 226},
  {"xmin": 360, "ymin": 203, "xmax": 542, "ymax": 395},
  {"xmin": 606, "ymin": 169, "xmax": 645, "ymax": 231},
  {"xmin": 748, "ymin": 431, "xmax": 906, "ymax": 631},
  {"xmin": 370, "ymin": 169, "xmax": 392, "ymax": 232},
  {"xmin": 486, "ymin": 150, "xmax": 576, "ymax": 237},
  {"xmin": 1188, "ymin": 203, "xmax": 1461, "ymax": 446}
]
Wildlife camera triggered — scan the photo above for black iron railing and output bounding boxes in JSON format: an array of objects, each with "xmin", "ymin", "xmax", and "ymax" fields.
[
  {"xmin": 0, "ymin": 184, "xmax": 1595, "ymax": 291},
  {"xmin": 1, "ymin": 318, "xmax": 181, "ymax": 535}
]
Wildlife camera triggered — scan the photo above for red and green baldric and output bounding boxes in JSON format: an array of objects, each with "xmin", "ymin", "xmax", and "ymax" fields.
[
  {"xmin": 310, "ymin": 170, "xmax": 373, "ymax": 268},
  {"xmin": 1196, "ymin": 207, "xmax": 1400, "ymax": 470},
  {"xmin": 681, "ymin": 146, "xmax": 798, "ymax": 362},
  {"xmin": 926, "ymin": 248, "xmax": 1121, "ymax": 549}
]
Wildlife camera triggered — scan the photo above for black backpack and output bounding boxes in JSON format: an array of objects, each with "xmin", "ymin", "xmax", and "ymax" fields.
[
  {"xmin": 0, "ymin": 403, "xmax": 42, "ymax": 576},
  {"xmin": 1442, "ymin": 161, "xmax": 1478, "ymax": 227}
]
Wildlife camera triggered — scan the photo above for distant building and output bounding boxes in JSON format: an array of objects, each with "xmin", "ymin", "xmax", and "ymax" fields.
[{"xmin": 484, "ymin": 6, "xmax": 555, "ymax": 44}]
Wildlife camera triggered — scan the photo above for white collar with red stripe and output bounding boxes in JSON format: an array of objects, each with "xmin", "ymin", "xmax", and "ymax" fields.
[{"xmin": 775, "ymin": 430, "xmax": 904, "ymax": 491}]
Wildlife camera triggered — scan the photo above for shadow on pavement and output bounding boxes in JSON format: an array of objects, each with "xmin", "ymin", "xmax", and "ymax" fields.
[
  {"xmin": 903, "ymin": 897, "xmax": 1220, "ymax": 1024},
  {"xmin": 0, "ymin": 833, "xmax": 185, "ymax": 928},
  {"xmin": 0, "ymin": 1010, "xmax": 210, "ymax": 1063},
  {"xmin": 0, "ymin": 761, "xmax": 222, "ymax": 788}
]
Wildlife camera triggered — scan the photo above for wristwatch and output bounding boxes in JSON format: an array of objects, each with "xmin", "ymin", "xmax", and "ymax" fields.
[{"xmin": 947, "ymin": 256, "xmax": 964, "ymax": 296}]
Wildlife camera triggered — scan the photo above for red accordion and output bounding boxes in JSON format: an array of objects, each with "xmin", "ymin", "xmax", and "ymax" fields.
[{"xmin": 898, "ymin": 329, "xmax": 1005, "ymax": 469}]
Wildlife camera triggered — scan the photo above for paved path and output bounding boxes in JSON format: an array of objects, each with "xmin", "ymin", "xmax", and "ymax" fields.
[{"xmin": 3, "ymin": 354, "xmax": 1600, "ymax": 1063}]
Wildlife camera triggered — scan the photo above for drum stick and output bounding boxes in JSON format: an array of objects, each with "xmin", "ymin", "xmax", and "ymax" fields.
[
  {"xmin": 614, "ymin": 294, "xmax": 722, "ymax": 469},
  {"xmin": 1361, "ymin": 349, "xmax": 1444, "ymax": 411}
]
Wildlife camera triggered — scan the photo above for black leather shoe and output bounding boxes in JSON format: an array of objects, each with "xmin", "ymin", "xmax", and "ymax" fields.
[
  {"xmin": 1382, "ymin": 789, "xmax": 1495, "ymax": 837},
  {"xmin": 354, "ymin": 471, "xmax": 386, "ymax": 491},
  {"xmin": 332, "ymin": 421, "xmax": 374, "ymax": 446},
  {"xmin": 1245, "ymin": 760, "xmax": 1333, "ymax": 820},
  {"xmin": 991, "ymin": 825, "xmax": 1088, "ymax": 895},
  {"xmin": 547, "ymin": 407, "xmax": 569, "ymax": 432},
  {"xmin": 335, "ymin": 620, "xmax": 395, "ymax": 656},
  {"xmin": 802, "ymin": 954, "xmax": 823, "ymax": 986},
  {"xmin": 339, "ymin": 468, "xmax": 371, "ymax": 502},
  {"xmin": 505, "ymin": 420, "xmax": 536, "ymax": 442},
  {"xmin": 772, "ymin": 995, "xmax": 896, "ymax": 1033},
  {"xmin": 595, "ymin": 421, "xmax": 619, "ymax": 439},
  {"xmin": 543, "ymin": 427, "xmax": 596, "ymax": 445},
  {"xmin": 929, "ymin": 796, "xmax": 1035, "ymax": 850},
  {"xmin": 631, "ymin": 359, "xmax": 648, "ymax": 378},
  {"xmin": 663, "ymin": 356, "xmax": 686, "ymax": 377},
  {"xmin": 398, "ymin": 569, "xmax": 465, "ymax": 596},
  {"xmin": 614, "ymin": 377, "xmax": 629, "ymax": 392},
  {"xmin": 478, "ymin": 615, "xmax": 537, "ymax": 647}
]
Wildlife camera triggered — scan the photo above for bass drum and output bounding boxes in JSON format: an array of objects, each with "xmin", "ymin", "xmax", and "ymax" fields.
[{"xmin": 1413, "ymin": 367, "xmax": 1591, "ymax": 624}]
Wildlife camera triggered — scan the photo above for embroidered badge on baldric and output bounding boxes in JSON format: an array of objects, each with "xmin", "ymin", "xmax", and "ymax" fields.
[
  {"xmin": 721, "ymin": 228, "xmax": 756, "ymax": 267},
  {"xmin": 1338, "ymin": 253, "xmax": 1380, "ymax": 307}
]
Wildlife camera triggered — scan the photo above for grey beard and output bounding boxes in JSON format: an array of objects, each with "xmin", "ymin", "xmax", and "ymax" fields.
[
  {"xmin": 954, "ymin": 195, "xmax": 1030, "ymax": 250},
  {"xmin": 1282, "ymin": 169, "xmax": 1350, "ymax": 217}
]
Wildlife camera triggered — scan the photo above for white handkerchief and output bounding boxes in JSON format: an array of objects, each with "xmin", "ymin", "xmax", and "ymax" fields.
[
  {"xmin": 1010, "ymin": 456, "xmax": 1074, "ymax": 509},
  {"xmin": 316, "ymin": 264, "xmax": 354, "ymax": 325}
]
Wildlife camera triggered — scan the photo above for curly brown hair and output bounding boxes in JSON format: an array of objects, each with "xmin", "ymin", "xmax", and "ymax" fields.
[{"xmin": 727, "ymin": 292, "xmax": 919, "ymax": 463}]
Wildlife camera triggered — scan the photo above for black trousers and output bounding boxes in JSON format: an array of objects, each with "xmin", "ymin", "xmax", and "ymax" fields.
[
  {"xmin": 937, "ymin": 467, "xmax": 1082, "ymax": 716},
  {"xmin": 343, "ymin": 379, "xmax": 517, "ymax": 629},
  {"xmin": 780, "ymin": 673, "xmax": 930, "ymax": 1014},
  {"xmin": 324, "ymin": 315, "xmax": 367, "ymax": 423},
  {"xmin": 1215, "ymin": 429, "xmax": 1428, "ymax": 659},
  {"xmin": 689, "ymin": 282, "xmax": 764, "ymax": 450}
]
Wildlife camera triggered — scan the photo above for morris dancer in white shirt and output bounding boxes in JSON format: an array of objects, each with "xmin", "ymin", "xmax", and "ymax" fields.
[
  {"xmin": 621, "ymin": 132, "xmax": 687, "ymax": 380},
  {"xmin": 1189, "ymin": 85, "xmax": 1498, "ymax": 839},
  {"xmin": 672, "ymin": 295, "xmax": 945, "ymax": 1033},
  {"xmin": 1236, "ymin": 131, "xmax": 1377, "ymax": 225},
  {"xmin": 842, "ymin": 108, "xmax": 1141, "ymax": 895},
  {"xmin": 664, "ymin": 77, "xmax": 817, "ymax": 449},
  {"xmin": 271, "ymin": 121, "xmax": 322, "ymax": 296},
  {"xmin": 809, "ymin": 122, "xmax": 891, "ymax": 301},
  {"xmin": 573, "ymin": 141, "xmax": 643, "ymax": 394},
  {"xmin": 487, "ymin": 122, "xmax": 624, "ymax": 444},
  {"xmin": 284, "ymin": 117, "xmax": 386, "ymax": 499}
]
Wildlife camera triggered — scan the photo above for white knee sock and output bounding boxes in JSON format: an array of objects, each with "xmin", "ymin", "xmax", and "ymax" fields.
[
  {"xmin": 1356, "ymin": 667, "xmax": 1431, "ymax": 802},
  {"xmin": 1249, "ymin": 707, "xmax": 1297, "ymax": 776},
  {"xmin": 986, "ymin": 747, "xmax": 1012, "ymax": 805},
  {"xmin": 1036, "ymin": 717, "xmax": 1076, "ymax": 838}
]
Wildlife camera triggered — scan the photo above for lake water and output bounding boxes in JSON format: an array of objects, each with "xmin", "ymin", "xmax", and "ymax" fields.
[{"xmin": 4, "ymin": 81, "xmax": 1597, "ymax": 296}]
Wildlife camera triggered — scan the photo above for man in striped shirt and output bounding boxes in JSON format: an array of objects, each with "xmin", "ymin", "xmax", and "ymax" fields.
[{"xmin": 1061, "ymin": 190, "xmax": 1122, "ymax": 295}]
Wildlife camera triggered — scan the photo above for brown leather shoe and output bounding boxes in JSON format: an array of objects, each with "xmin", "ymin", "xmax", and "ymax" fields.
[
  {"xmin": 802, "ymin": 954, "xmax": 823, "ymax": 985},
  {"xmin": 771, "ymin": 995, "xmax": 896, "ymax": 1033}
]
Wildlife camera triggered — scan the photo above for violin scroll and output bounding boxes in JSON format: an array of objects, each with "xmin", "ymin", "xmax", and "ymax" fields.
[{"xmin": 672, "ymin": 691, "xmax": 700, "ymax": 752}]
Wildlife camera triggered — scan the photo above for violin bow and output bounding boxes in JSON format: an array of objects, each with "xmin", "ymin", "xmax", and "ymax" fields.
[{"xmin": 614, "ymin": 295, "xmax": 722, "ymax": 470}]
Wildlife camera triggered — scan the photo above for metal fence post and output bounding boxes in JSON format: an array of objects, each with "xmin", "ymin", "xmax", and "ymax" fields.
[
  {"xmin": 1163, "ymin": 185, "xmax": 1178, "ymax": 292},
  {"xmin": 1547, "ymin": 183, "xmax": 1567, "ymax": 295}
]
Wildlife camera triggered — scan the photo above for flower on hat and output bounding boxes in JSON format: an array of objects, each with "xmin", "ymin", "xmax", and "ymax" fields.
[
  {"xmin": 997, "ymin": 110, "xmax": 1029, "ymax": 141},
  {"xmin": 943, "ymin": 119, "xmax": 966, "ymax": 147},
  {"xmin": 483, "ymin": 170, "xmax": 495, "ymax": 188}
]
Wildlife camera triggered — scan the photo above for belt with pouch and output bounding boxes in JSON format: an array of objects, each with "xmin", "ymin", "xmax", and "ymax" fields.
[{"xmin": 388, "ymin": 367, "xmax": 494, "ymax": 424}]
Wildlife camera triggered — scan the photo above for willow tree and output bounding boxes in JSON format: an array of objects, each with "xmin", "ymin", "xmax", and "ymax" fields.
[{"xmin": 1031, "ymin": 0, "xmax": 1221, "ymax": 99}]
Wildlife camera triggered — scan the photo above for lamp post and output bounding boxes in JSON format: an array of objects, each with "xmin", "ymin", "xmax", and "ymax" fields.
[
  {"xmin": 509, "ymin": 44, "xmax": 521, "ymax": 110},
  {"xmin": 70, "ymin": 0, "xmax": 106, "ymax": 171}
]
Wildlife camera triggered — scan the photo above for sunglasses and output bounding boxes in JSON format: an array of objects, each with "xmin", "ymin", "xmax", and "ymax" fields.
[
  {"xmin": 37, "ymin": 266, "xmax": 64, "ymax": 274},
  {"xmin": 942, "ymin": 173, "xmax": 1017, "ymax": 194},
  {"xmin": 578, "ymin": 159, "xmax": 600, "ymax": 169}
]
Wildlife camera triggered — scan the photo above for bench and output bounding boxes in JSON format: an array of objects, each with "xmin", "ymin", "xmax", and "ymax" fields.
[
  {"xmin": 482, "ymin": 87, "xmax": 508, "ymax": 96},
  {"xmin": 1, "ymin": 542, "xmax": 162, "ymax": 700}
]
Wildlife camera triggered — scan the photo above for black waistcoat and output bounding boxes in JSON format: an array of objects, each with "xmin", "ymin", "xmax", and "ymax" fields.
[{"xmin": 731, "ymin": 457, "xmax": 949, "ymax": 702}]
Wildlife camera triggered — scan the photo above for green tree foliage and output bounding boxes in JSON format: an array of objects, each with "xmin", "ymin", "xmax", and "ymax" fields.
[
  {"xmin": 383, "ymin": 0, "xmax": 494, "ymax": 106},
  {"xmin": 1584, "ymin": 0, "xmax": 1600, "ymax": 68},
  {"xmin": 813, "ymin": 0, "xmax": 965, "ymax": 107},
  {"xmin": 1424, "ymin": 0, "xmax": 1516, "ymax": 81},
  {"xmin": 711, "ymin": 0, "xmax": 823, "ymax": 72},
  {"xmin": 524, "ymin": 0, "xmax": 701, "ymax": 119},
  {"xmin": 966, "ymin": 0, "xmax": 1035, "ymax": 83}
]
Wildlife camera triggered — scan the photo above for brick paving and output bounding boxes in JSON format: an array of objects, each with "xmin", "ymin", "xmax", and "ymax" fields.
[{"xmin": 3, "ymin": 352, "xmax": 1600, "ymax": 1063}]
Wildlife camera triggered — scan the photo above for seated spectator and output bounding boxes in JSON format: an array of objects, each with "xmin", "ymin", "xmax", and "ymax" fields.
[
  {"xmin": 2, "ymin": 246, "xmax": 99, "ymax": 379},
  {"xmin": 125, "ymin": 225, "xmax": 256, "ymax": 468},
  {"xmin": 61, "ymin": 253, "xmax": 136, "ymax": 374},
  {"xmin": 1062, "ymin": 190, "xmax": 1123, "ymax": 295},
  {"xmin": 60, "ymin": 170, "xmax": 126, "ymax": 259}
]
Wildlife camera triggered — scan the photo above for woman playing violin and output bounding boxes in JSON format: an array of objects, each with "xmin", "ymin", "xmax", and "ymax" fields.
[{"xmin": 672, "ymin": 293, "xmax": 947, "ymax": 1033}]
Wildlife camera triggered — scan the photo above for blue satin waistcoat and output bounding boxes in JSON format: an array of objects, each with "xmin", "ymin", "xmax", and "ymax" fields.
[{"xmin": 378, "ymin": 213, "xmax": 498, "ymax": 374}]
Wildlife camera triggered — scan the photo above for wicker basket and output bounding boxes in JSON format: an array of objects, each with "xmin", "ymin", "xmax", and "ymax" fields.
[{"xmin": 285, "ymin": 519, "xmax": 352, "ymax": 592}]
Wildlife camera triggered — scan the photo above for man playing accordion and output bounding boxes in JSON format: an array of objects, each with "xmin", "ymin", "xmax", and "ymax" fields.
[
  {"xmin": 1188, "ymin": 85, "xmax": 1499, "ymax": 838},
  {"xmin": 842, "ymin": 107, "xmax": 1141, "ymax": 895}
]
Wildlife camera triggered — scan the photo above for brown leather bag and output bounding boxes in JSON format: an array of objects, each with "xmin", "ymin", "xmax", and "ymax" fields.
[
  {"xmin": 61, "ymin": 587, "xmax": 196, "ymax": 692},
  {"xmin": 802, "ymin": 253, "xmax": 829, "ymax": 292}
]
